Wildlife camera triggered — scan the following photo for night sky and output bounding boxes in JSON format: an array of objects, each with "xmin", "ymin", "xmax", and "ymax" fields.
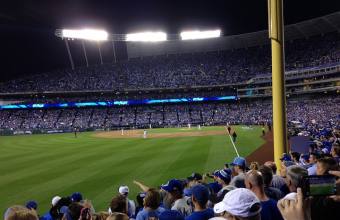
[{"xmin": 0, "ymin": 0, "xmax": 339, "ymax": 81}]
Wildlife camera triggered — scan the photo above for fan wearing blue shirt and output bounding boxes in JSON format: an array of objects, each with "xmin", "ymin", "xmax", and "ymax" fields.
[
  {"xmin": 136, "ymin": 188, "xmax": 165, "ymax": 220},
  {"xmin": 245, "ymin": 170, "xmax": 283, "ymax": 220},
  {"xmin": 185, "ymin": 184, "xmax": 214, "ymax": 220}
]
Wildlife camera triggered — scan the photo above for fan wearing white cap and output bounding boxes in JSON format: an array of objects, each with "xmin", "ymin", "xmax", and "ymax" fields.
[
  {"xmin": 210, "ymin": 188, "xmax": 261, "ymax": 220},
  {"xmin": 118, "ymin": 185, "xmax": 136, "ymax": 218}
]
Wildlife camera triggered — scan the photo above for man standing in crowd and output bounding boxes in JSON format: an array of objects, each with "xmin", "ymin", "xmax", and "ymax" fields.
[
  {"xmin": 230, "ymin": 157, "xmax": 246, "ymax": 188},
  {"xmin": 245, "ymin": 170, "xmax": 283, "ymax": 220},
  {"xmin": 185, "ymin": 184, "xmax": 214, "ymax": 220},
  {"xmin": 161, "ymin": 179, "xmax": 192, "ymax": 217}
]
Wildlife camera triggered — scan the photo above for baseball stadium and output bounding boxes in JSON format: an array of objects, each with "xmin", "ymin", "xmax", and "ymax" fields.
[{"xmin": 1, "ymin": 1, "xmax": 340, "ymax": 220}]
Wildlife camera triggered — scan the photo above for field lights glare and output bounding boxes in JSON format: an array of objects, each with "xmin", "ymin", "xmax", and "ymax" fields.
[
  {"xmin": 61, "ymin": 29, "xmax": 108, "ymax": 41},
  {"xmin": 180, "ymin": 29, "xmax": 221, "ymax": 40},
  {"xmin": 126, "ymin": 32, "xmax": 167, "ymax": 42}
]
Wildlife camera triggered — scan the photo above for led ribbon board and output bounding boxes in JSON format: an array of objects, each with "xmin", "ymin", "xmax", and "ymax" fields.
[{"xmin": 0, "ymin": 96, "xmax": 237, "ymax": 110}]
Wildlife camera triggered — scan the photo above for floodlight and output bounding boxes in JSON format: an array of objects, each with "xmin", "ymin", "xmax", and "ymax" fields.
[
  {"xmin": 61, "ymin": 29, "xmax": 108, "ymax": 41},
  {"xmin": 180, "ymin": 29, "xmax": 221, "ymax": 40},
  {"xmin": 126, "ymin": 32, "xmax": 167, "ymax": 42}
]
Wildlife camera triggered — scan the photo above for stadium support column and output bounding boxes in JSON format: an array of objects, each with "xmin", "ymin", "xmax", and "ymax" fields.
[
  {"xmin": 97, "ymin": 42, "xmax": 104, "ymax": 65},
  {"xmin": 268, "ymin": 0, "xmax": 288, "ymax": 169},
  {"xmin": 82, "ymin": 41, "xmax": 89, "ymax": 67},
  {"xmin": 64, "ymin": 39, "xmax": 75, "ymax": 70}
]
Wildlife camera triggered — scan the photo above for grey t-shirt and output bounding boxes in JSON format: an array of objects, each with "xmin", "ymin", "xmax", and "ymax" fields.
[{"xmin": 230, "ymin": 172, "xmax": 246, "ymax": 188}]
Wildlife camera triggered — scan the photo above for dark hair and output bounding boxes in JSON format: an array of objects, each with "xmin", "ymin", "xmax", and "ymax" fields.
[
  {"xmin": 332, "ymin": 144, "xmax": 340, "ymax": 156},
  {"xmin": 291, "ymin": 152, "xmax": 301, "ymax": 162},
  {"xmin": 144, "ymin": 188, "xmax": 161, "ymax": 210},
  {"xmin": 110, "ymin": 195, "xmax": 127, "ymax": 214},
  {"xmin": 68, "ymin": 203, "xmax": 83, "ymax": 220},
  {"xmin": 50, "ymin": 197, "xmax": 72, "ymax": 220},
  {"xmin": 258, "ymin": 165, "xmax": 273, "ymax": 187},
  {"xmin": 317, "ymin": 157, "xmax": 339, "ymax": 174}
]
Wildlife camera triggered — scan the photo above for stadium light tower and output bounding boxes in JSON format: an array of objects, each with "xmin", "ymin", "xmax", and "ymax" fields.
[
  {"xmin": 180, "ymin": 29, "xmax": 221, "ymax": 40},
  {"xmin": 126, "ymin": 32, "xmax": 167, "ymax": 42},
  {"xmin": 61, "ymin": 29, "xmax": 108, "ymax": 41},
  {"xmin": 59, "ymin": 29, "xmax": 108, "ymax": 70},
  {"xmin": 268, "ymin": 0, "xmax": 287, "ymax": 170}
]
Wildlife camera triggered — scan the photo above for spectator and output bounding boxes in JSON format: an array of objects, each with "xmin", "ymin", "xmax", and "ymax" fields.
[
  {"xmin": 159, "ymin": 210, "xmax": 184, "ymax": 220},
  {"xmin": 264, "ymin": 161, "xmax": 286, "ymax": 190},
  {"xmin": 285, "ymin": 165, "xmax": 308, "ymax": 193},
  {"xmin": 186, "ymin": 184, "xmax": 214, "ymax": 220},
  {"xmin": 215, "ymin": 169, "xmax": 235, "ymax": 202},
  {"xmin": 136, "ymin": 188, "xmax": 165, "ymax": 220},
  {"xmin": 316, "ymin": 157, "xmax": 339, "ymax": 175},
  {"xmin": 71, "ymin": 192, "xmax": 83, "ymax": 203},
  {"xmin": 106, "ymin": 213, "xmax": 129, "ymax": 220},
  {"xmin": 258, "ymin": 165, "xmax": 283, "ymax": 201},
  {"xmin": 4, "ymin": 206, "xmax": 39, "ymax": 220},
  {"xmin": 245, "ymin": 170, "xmax": 283, "ymax": 220},
  {"xmin": 109, "ymin": 195, "xmax": 128, "ymax": 215},
  {"xmin": 212, "ymin": 188, "xmax": 262, "ymax": 220},
  {"xmin": 307, "ymin": 153, "xmax": 320, "ymax": 175},
  {"xmin": 230, "ymin": 157, "xmax": 247, "ymax": 188},
  {"xmin": 118, "ymin": 185, "xmax": 136, "ymax": 218},
  {"xmin": 161, "ymin": 179, "xmax": 192, "ymax": 217}
]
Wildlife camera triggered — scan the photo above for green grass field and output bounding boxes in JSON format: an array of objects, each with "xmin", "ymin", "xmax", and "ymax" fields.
[{"xmin": 0, "ymin": 125, "xmax": 265, "ymax": 215}]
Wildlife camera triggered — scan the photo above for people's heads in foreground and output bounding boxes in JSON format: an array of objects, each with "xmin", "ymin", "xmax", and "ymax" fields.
[
  {"xmin": 4, "ymin": 206, "xmax": 38, "ymax": 220},
  {"xmin": 285, "ymin": 165, "xmax": 308, "ymax": 192},
  {"xmin": 214, "ymin": 188, "xmax": 261, "ymax": 220}
]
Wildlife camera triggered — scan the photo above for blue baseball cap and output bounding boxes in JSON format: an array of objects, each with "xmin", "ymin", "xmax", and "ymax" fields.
[
  {"xmin": 191, "ymin": 184, "xmax": 210, "ymax": 204},
  {"xmin": 208, "ymin": 182, "xmax": 222, "ymax": 194},
  {"xmin": 71, "ymin": 192, "xmax": 83, "ymax": 202},
  {"xmin": 26, "ymin": 201, "xmax": 38, "ymax": 210},
  {"xmin": 230, "ymin": 157, "xmax": 246, "ymax": 167},
  {"xmin": 216, "ymin": 169, "xmax": 232, "ymax": 183},
  {"xmin": 279, "ymin": 153, "xmax": 292, "ymax": 162},
  {"xmin": 159, "ymin": 210, "xmax": 184, "ymax": 220},
  {"xmin": 161, "ymin": 179, "xmax": 183, "ymax": 193}
]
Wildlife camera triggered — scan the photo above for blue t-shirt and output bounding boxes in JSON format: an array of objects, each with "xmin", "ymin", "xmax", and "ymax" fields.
[
  {"xmin": 260, "ymin": 199, "xmax": 283, "ymax": 220},
  {"xmin": 136, "ymin": 207, "xmax": 166, "ymax": 220},
  {"xmin": 185, "ymin": 208, "xmax": 214, "ymax": 220}
]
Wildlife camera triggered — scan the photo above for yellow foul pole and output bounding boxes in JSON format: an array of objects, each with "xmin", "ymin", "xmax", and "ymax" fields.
[{"xmin": 268, "ymin": 0, "xmax": 288, "ymax": 169}]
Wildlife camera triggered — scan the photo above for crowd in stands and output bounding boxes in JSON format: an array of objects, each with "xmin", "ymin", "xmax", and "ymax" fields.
[
  {"xmin": 5, "ymin": 139, "xmax": 340, "ymax": 220},
  {"xmin": 1, "ymin": 96, "xmax": 338, "ymax": 134},
  {"xmin": 0, "ymin": 33, "xmax": 339, "ymax": 93}
]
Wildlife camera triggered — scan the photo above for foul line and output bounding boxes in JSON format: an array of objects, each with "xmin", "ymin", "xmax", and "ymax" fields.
[{"xmin": 225, "ymin": 127, "xmax": 240, "ymax": 157}]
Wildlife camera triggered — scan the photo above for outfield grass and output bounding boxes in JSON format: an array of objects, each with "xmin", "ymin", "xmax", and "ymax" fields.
[{"xmin": 0, "ymin": 125, "xmax": 265, "ymax": 215}]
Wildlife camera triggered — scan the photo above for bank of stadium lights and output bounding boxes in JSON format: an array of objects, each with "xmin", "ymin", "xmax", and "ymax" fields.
[
  {"xmin": 126, "ymin": 32, "xmax": 167, "ymax": 42},
  {"xmin": 61, "ymin": 29, "xmax": 108, "ymax": 41},
  {"xmin": 180, "ymin": 29, "xmax": 221, "ymax": 40}
]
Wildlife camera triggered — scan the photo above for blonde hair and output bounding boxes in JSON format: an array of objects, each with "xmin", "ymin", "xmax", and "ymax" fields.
[
  {"xmin": 5, "ymin": 207, "xmax": 38, "ymax": 220},
  {"xmin": 106, "ymin": 212, "xmax": 129, "ymax": 220}
]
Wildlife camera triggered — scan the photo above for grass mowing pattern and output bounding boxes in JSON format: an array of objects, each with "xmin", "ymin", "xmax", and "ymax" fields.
[{"xmin": 0, "ymin": 125, "xmax": 265, "ymax": 214}]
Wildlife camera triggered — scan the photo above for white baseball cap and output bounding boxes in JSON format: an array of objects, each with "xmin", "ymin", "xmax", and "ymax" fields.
[
  {"xmin": 51, "ymin": 196, "xmax": 61, "ymax": 206},
  {"xmin": 214, "ymin": 188, "xmax": 261, "ymax": 218},
  {"xmin": 119, "ymin": 186, "xmax": 129, "ymax": 195}
]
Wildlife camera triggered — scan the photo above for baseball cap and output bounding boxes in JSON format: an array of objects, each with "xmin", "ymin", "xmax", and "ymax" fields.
[
  {"xmin": 230, "ymin": 157, "xmax": 246, "ymax": 167},
  {"xmin": 51, "ymin": 196, "xmax": 61, "ymax": 206},
  {"xmin": 25, "ymin": 201, "xmax": 38, "ymax": 210},
  {"xmin": 214, "ymin": 188, "xmax": 261, "ymax": 218},
  {"xmin": 280, "ymin": 153, "xmax": 292, "ymax": 161},
  {"xmin": 161, "ymin": 179, "xmax": 183, "ymax": 192},
  {"xmin": 119, "ymin": 186, "xmax": 129, "ymax": 195},
  {"xmin": 159, "ymin": 210, "xmax": 184, "ymax": 220},
  {"xmin": 191, "ymin": 184, "xmax": 210, "ymax": 204},
  {"xmin": 216, "ymin": 169, "xmax": 232, "ymax": 183},
  {"xmin": 187, "ymin": 172, "xmax": 202, "ymax": 181},
  {"xmin": 282, "ymin": 161, "xmax": 295, "ymax": 167},
  {"xmin": 71, "ymin": 192, "xmax": 83, "ymax": 202}
]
